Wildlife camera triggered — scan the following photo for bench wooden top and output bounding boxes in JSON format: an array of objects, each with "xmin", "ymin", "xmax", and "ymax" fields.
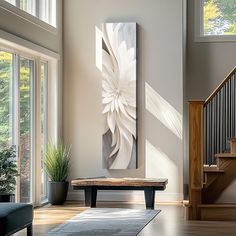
[{"xmin": 71, "ymin": 178, "xmax": 168, "ymax": 187}]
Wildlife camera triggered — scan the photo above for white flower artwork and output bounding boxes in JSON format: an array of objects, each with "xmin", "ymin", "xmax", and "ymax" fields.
[{"xmin": 102, "ymin": 23, "xmax": 137, "ymax": 169}]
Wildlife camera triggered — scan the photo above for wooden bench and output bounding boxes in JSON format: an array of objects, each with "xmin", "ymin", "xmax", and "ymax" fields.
[{"xmin": 71, "ymin": 178, "xmax": 168, "ymax": 209}]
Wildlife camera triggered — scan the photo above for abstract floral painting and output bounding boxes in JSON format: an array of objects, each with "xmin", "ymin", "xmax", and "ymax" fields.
[{"xmin": 102, "ymin": 23, "xmax": 137, "ymax": 169}]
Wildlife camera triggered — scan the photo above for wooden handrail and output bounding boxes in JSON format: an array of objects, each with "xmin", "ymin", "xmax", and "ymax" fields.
[{"xmin": 204, "ymin": 65, "xmax": 236, "ymax": 106}]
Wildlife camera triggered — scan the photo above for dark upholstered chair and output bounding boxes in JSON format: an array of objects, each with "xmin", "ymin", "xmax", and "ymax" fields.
[{"xmin": 0, "ymin": 203, "xmax": 33, "ymax": 236}]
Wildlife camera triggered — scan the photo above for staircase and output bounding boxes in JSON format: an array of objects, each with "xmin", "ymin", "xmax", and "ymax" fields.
[{"xmin": 188, "ymin": 67, "xmax": 236, "ymax": 221}]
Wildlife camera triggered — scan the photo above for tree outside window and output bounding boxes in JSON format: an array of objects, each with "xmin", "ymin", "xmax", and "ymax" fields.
[
  {"xmin": 204, "ymin": 0, "xmax": 236, "ymax": 35},
  {"xmin": 0, "ymin": 51, "xmax": 12, "ymax": 149}
]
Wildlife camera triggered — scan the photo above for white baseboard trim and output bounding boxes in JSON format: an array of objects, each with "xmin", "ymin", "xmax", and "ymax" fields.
[{"xmin": 67, "ymin": 190, "xmax": 183, "ymax": 203}]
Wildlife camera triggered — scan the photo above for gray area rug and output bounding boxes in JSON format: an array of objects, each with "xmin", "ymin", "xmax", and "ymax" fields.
[{"xmin": 45, "ymin": 208, "xmax": 160, "ymax": 236}]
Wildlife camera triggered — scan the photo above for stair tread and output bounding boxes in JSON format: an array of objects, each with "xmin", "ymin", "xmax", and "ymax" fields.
[
  {"xmin": 203, "ymin": 165, "xmax": 224, "ymax": 172},
  {"xmin": 228, "ymin": 137, "xmax": 236, "ymax": 141},
  {"xmin": 198, "ymin": 204, "xmax": 236, "ymax": 208},
  {"xmin": 204, "ymin": 164, "xmax": 217, "ymax": 167},
  {"xmin": 215, "ymin": 153, "xmax": 236, "ymax": 158}
]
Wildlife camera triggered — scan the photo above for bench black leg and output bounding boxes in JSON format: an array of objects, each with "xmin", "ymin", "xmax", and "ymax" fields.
[
  {"xmin": 144, "ymin": 187, "xmax": 155, "ymax": 209},
  {"xmin": 84, "ymin": 187, "xmax": 97, "ymax": 208},
  {"xmin": 85, "ymin": 187, "xmax": 92, "ymax": 207},
  {"xmin": 91, "ymin": 187, "xmax": 97, "ymax": 208},
  {"xmin": 27, "ymin": 224, "xmax": 32, "ymax": 236}
]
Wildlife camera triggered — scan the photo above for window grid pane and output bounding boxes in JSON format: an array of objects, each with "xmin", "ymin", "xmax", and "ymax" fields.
[
  {"xmin": 19, "ymin": 57, "xmax": 34, "ymax": 203},
  {"xmin": 0, "ymin": 51, "xmax": 13, "ymax": 149}
]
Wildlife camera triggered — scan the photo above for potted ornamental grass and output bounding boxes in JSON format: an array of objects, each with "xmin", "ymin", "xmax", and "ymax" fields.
[
  {"xmin": 0, "ymin": 146, "xmax": 18, "ymax": 202},
  {"xmin": 44, "ymin": 143, "xmax": 71, "ymax": 205}
]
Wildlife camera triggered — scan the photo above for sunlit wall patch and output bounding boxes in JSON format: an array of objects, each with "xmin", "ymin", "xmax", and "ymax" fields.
[{"xmin": 101, "ymin": 23, "xmax": 137, "ymax": 170}]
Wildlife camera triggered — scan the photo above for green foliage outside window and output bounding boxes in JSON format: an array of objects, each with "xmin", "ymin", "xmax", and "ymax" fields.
[
  {"xmin": 204, "ymin": 0, "xmax": 236, "ymax": 35},
  {"xmin": 19, "ymin": 58, "xmax": 32, "ymax": 203},
  {"xmin": 0, "ymin": 51, "xmax": 12, "ymax": 148},
  {"xmin": 0, "ymin": 146, "xmax": 18, "ymax": 194},
  {"xmin": 0, "ymin": 51, "xmax": 32, "ymax": 202},
  {"xmin": 0, "ymin": 52, "xmax": 32, "ymax": 149}
]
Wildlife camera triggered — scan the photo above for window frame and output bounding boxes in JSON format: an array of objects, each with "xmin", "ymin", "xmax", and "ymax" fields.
[
  {"xmin": 195, "ymin": 0, "xmax": 236, "ymax": 42},
  {"xmin": 0, "ymin": 0, "xmax": 57, "ymax": 33},
  {"xmin": 0, "ymin": 40, "xmax": 57, "ymax": 206},
  {"xmin": 0, "ymin": 28, "xmax": 60, "ymax": 206}
]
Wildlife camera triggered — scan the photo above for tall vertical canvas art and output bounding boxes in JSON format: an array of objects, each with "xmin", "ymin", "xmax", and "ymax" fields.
[{"xmin": 102, "ymin": 23, "xmax": 137, "ymax": 169}]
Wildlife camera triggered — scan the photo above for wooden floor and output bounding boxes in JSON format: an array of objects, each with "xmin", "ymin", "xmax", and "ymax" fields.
[{"xmin": 16, "ymin": 201, "xmax": 236, "ymax": 236}]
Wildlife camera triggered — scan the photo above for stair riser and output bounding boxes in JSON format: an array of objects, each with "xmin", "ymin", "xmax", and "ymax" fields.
[
  {"xmin": 230, "ymin": 140, "xmax": 236, "ymax": 154},
  {"xmin": 218, "ymin": 157, "xmax": 233, "ymax": 170},
  {"xmin": 201, "ymin": 207, "xmax": 236, "ymax": 221}
]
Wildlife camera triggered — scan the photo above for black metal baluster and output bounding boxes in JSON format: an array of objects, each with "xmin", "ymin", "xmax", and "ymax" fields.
[
  {"xmin": 223, "ymin": 85, "xmax": 226, "ymax": 152},
  {"xmin": 229, "ymin": 79, "xmax": 232, "ymax": 139},
  {"xmin": 220, "ymin": 90, "xmax": 223, "ymax": 154},
  {"xmin": 211, "ymin": 100, "xmax": 215, "ymax": 164},
  {"xmin": 207, "ymin": 103, "xmax": 210, "ymax": 164},
  {"xmin": 203, "ymin": 73, "xmax": 236, "ymax": 165},
  {"xmin": 208, "ymin": 101, "xmax": 212, "ymax": 164},
  {"xmin": 204, "ymin": 105, "xmax": 207, "ymax": 164},
  {"xmin": 213, "ymin": 97, "xmax": 216, "ymax": 164},
  {"xmin": 216, "ymin": 93, "xmax": 220, "ymax": 154},
  {"xmin": 227, "ymin": 81, "xmax": 229, "ymax": 149},
  {"xmin": 232, "ymin": 74, "xmax": 236, "ymax": 137}
]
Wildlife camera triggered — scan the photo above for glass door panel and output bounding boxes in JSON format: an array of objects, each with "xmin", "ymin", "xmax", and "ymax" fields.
[
  {"xmin": 0, "ymin": 51, "xmax": 13, "ymax": 149},
  {"xmin": 19, "ymin": 57, "xmax": 34, "ymax": 203}
]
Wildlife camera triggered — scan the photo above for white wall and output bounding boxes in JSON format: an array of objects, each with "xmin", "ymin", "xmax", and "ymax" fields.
[{"xmin": 63, "ymin": 0, "xmax": 184, "ymax": 202}]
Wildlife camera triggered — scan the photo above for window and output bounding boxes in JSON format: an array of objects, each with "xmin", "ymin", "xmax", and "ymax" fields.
[
  {"xmin": 0, "ymin": 48, "xmax": 50, "ymax": 205},
  {"xmin": 3, "ymin": 0, "xmax": 56, "ymax": 27},
  {"xmin": 196, "ymin": 0, "xmax": 236, "ymax": 41}
]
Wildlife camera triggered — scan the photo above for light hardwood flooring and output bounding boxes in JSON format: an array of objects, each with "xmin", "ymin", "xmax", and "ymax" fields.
[{"xmin": 16, "ymin": 201, "xmax": 236, "ymax": 236}]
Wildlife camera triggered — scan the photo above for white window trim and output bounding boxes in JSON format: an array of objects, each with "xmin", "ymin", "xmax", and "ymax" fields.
[
  {"xmin": 0, "ymin": 29, "xmax": 59, "ymax": 59},
  {"xmin": 39, "ymin": 60, "xmax": 48, "ymax": 203},
  {"xmin": 195, "ymin": 0, "xmax": 236, "ymax": 42},
  {"xmin": 0, "ymin": 0, "xmax": 57, "ymax": 34}
]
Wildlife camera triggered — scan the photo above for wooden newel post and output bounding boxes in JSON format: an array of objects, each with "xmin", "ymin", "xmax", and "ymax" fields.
[{"xmin": 188, "ymin": 101, "xmax": 204, "ymax": 220}]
